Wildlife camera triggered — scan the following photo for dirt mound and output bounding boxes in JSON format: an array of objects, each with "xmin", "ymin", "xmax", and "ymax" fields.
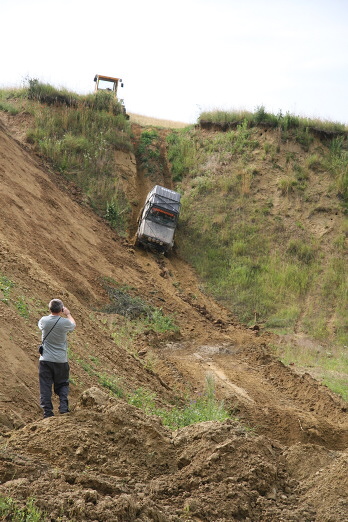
[
  {"xmin": 1, "ymin": 387, "xmax": 347, "ymax": 521},
  {"xmin": 0, "ymin": 113, "xmax": 347, "ymax": 521}
]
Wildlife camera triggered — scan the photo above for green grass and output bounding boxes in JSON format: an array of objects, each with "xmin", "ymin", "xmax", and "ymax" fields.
[
  {"xmin": 0, "ymin": 274, "xmax": 35, "ymax": 320},
  {"xmin": 329, "ymin": 137, "xmax": 348, "ymax": 203},
  {"xmin": 102, "ymin": 282, "xmax": 179, "ymax": 333},
  {"xmin": 137, "ymin": 128, "xmax": 162, "ymax": 175},
  {"xmin": 0, "ymin": 100, "xmax": 20, "ymax": 114},
  {"xmin": 127, "ymin": 374, "xmax": 230, "ymax": 429},
  {"xmin": 0, "ymin": 496, "xmax": 45, "ymax": 521},
  {"xmin": 199, "ymin": 105, "xmax": 348, "ymax": 134},
  {"xmin": 98, "ymin": 374, "xmax": 125, "ymax": 398},
  {"xmin": 1, "ymin": 81, "xmax": 133, "ymax": 236},
  {"xmin": 322, "ymin": 376, "xmax": 348, "ymax": 401},
  {"xmin": 15, "ymin": 297, "xmax": 30, "ymax": 318},
  {"xmin": 0, "ymin": 274, "xmax": 15, "ymax": 303},
  {"xmin": 272, "ymin": 342, "xmax": 348, "ymax": 401},
  {"xmin": 26, "ymin": 99, "xmax": 132, "ymax": 231},
  {"xmin": 109, "ymin": 311, "xmax": 179, "ymax": 356},
  {"xmin": 27, "ymin": 77, "xmax": 78, "ymax": 107},
  {"xmin": 167, "ymin": 113, "xmax": 348, "ymax": 346}
]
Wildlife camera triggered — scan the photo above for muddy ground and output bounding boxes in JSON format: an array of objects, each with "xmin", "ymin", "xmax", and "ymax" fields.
[{"xmin": 0, "ymin": 113, "xmax": 347, "ymax": 521}]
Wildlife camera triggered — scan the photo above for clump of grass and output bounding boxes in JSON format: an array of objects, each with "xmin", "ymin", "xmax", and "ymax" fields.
[
  {"xmin": 102, "ymin": 285, "xmax": 152, "ymax": 319},
  {"xmin": 149, "ymin": 308, "xmax": 179, "ymax": 333},
  {"xmin": 305, "ymin": 153, "xmax": 325, "ymax": 171},
  {"xmin": 0, "ymin": 274, "xmax": 15, "ymax": 303},
  {"xmin": 15, "ymin": 297, "xmax": 30, "ymax": 318},
  {"xmin": 265, "ymin": 306, "xmax": 300, "ymax": 333},
  {"xmin": 0, "ymin": 101, "xmax": 20, "ymax": 115},
  {"xmin": 166, "ymin": 128, "xmax": 198, "ymax": 181},
  {"xmin": 127, "ymin": 387, "xmax": 157, "ymax": 414},
  {"xmin": 294, "ymin": 127, "xmax": 314, "ymax": 151},
  {"xmin": 104, "ymin": 199, "xmax": 130, "ymax": 234},
  {"xmin": 27, "ymin": 77, "xmax": 78, "ymax": 107},
  {"xmin": 329, "ymin": 137, "xmax": 348, "ymax": 204},
  {"xmin": 82, "ymin": 90, "xmax": 126, "ymax": 116},
  {"xmin": 127, "ymin": 375, "xmax": 230, "ymax": 429},
  {"xmin": 287, "ymin": 239, "xmax": 316, "ymax": 264},
  {"xmin": 158, "ymin": 374, "xmax": 230, "ymax": 429},
  {"xmin": 102, "ymin": 282, "xmax": 179, "ymax": 334},
  {"xmin": 322, "ymin": 376, "xmax": 348, "ymax": 401},
  {"xmin": 98, "ymin": 374, "xmax": 125, "ymax": 398},
  {"xmin": 199, "ymin": 109, "xmax": 253, "ymax": 126},
  {"xmin": 137, "ymin": 128, "xmax": 163, "ymax": 175},
  {"xmin": 0, "ymin": 496, "xmax": 45, "ymax": 521}
]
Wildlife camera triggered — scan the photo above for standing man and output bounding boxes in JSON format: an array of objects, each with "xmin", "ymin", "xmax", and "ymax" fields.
[{"xmin": 38, "ymin": 299, "xmax": 76, "ymax": 418}]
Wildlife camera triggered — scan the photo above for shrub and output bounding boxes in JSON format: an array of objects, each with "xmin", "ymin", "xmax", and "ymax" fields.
[
  {"xmin": 254, "ymin": 105, "xmax": 278, "ymax": 127},
  {"xmin": 295, "ymin": 127, "xmax": 314, "ymax": 151},
  {"xmin": 147, "ymin": 308, "xmax": 179, "ymax": 333},
  {"xmin": 103, "ymin": 285, "xmax": 152, "ymax": 319},
  {"xmin": 82, "ymin": 91, "xmax": 125, "ymax": 116},
  {"xmin": 26, "ymin": 78, "xmax": 78, "ymax": 106},
  {"xmin": 104, "ymin": 198, "xmax": 130, "ymax": 233}
]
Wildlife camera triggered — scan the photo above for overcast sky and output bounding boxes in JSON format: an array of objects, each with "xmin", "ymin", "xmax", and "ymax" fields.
[{"xmin": 2, "ymin": 0, "xmax": 348, "ymax": 124}]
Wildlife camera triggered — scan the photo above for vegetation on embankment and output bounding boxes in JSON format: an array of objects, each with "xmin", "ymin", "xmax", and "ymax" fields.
[
  {"xmin": 0, "ymin": 80, "xmax": 133, "ymax": 234},
  {"xmin": 166, "ymin": 111, "xmax": 348, "ymax": 399},
  {"xmin": 199, "ymin": 106, "xmax": 348, "ymax": 135},
  {"xmin": 167, "ymin": 109, "xmax": 348, "ymax": 345}
]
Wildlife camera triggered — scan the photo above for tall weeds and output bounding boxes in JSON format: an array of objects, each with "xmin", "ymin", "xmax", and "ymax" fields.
[
  {"xmin": 23, "ymin": 82, "xmax": 132, "ymax": 233},
  {"xmin": 199, "ymin": 105, "xmax": 347, "ymax": 134},
  {"xmin": 168, "ymin": 111, "xmax": 348, "ymax": 348}
]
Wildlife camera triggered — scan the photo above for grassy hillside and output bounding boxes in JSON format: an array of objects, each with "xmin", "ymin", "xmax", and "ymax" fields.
[
  {"xmin": 0, "ymin": 81, "xmax": 133, "ymax": 234},
  {"xmin": 166, "ymin": 113, "xmax": 348, "ymax": 337}
]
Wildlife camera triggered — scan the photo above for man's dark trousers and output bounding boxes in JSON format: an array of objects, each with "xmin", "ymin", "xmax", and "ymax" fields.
[{"xmin": 39, "ymin": 361, "xmax": 70, "ymax": 418}]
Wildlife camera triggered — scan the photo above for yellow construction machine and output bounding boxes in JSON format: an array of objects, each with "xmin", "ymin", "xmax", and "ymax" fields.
[{"xmin": 93, "ymin": 74, "xmax": 129, "ymax": 118}]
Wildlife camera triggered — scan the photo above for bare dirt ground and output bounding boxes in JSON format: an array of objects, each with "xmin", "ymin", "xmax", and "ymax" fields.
[{"xmin": 0, "ymin": 112, "xmax": 347, "ymax": 521}]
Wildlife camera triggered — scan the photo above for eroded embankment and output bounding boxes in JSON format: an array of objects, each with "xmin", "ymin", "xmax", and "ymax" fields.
[{"xmin": 0, "ymin": 113, "xmax": 347, "ymax": 521}]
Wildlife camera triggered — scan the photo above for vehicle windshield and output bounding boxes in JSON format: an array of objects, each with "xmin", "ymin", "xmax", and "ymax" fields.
[
  {"xmin": 97, "ymin": 79, "xmax": 116, "ymax": 92},
  {"xmin": 146, "ymin": 206, "xmax": 177, "ymax": 227}
]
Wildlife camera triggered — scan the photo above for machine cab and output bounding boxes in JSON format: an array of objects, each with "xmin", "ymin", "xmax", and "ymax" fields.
[{"xmin": 93, "ymin": 74, "xmax": 124, "ymax": 98}]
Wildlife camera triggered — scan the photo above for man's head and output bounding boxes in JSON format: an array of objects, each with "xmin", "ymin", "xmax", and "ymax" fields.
[{"xmin": 49, "ymin": 299, "xmax": 64, "ymax": 313}]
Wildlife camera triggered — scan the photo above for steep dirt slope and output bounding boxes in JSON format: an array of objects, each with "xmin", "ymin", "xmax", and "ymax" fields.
[{"xmin": 0, "ymin": 114, "xmax": 347, "ymax": 521}]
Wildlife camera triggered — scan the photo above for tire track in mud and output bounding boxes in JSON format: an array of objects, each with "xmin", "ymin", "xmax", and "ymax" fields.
[
  {"xmin": 193, "ymin": 350, "xmax": 255, "ymax": 404},
  {"xmin": 161, "ymin": 339, "xmax": 348, "ymax": 450}
]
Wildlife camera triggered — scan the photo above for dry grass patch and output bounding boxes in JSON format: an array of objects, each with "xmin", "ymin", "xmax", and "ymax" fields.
[{"xmin": 128, "ymin": 112, "xmax": 190, "ymax": 128}]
